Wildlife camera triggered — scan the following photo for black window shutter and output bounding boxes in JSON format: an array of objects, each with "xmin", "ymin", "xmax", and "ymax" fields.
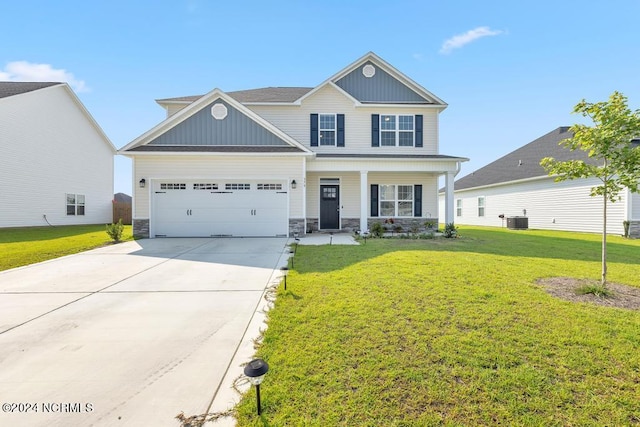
[
  {"xmin": 371, "ymin": 114, "xmax": 379, "ymax": 147},
  {"xmin": 337, "ymin": 114, "xmax": 345, "ymax": 147},
  {"xmin": 371, "ymin": 184, "xmax": 379, "ymax": 217},
  {"xmin": 414, "ymin": 185, "xmax": 422, "ymax": 217},
  {"xmin": 415, "ymin": 115, "xmax": 423, "ymax": 148},
  {"xmin": 310, "ymin": 114, "xmax": 318, "ymax": 147}
]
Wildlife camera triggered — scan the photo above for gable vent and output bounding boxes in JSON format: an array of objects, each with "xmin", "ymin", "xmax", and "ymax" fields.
[
  {"xmin": 211, "ymin": 103, "xmax": 228, "ymax": 120},
  {"xmin": 362, "ymin": 64, "xmax": 376, "ymax": 78}
]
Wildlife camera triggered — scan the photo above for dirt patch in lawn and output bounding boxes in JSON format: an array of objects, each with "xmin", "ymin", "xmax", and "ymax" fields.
[{"xmin": 537, "ymin": 277, "xmax": 640, "ymax": 311}]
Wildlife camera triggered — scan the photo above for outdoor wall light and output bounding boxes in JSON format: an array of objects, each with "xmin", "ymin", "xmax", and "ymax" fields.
[
  {"xmin": 291, "ymin": 179, "xmax": 297, "ymax": 189},
  {"xmin": 139, "ymin": 178, "xmax": 146, "ymax": 188},
  {"xmin": 244, "ymin": 358, "xmax": 269, "ymax": 415}
]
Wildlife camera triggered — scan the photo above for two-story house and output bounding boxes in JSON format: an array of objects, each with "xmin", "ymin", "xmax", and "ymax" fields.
[{"xmin": 120, "ymin": 52, "xmax": 467, "ymax": 238}]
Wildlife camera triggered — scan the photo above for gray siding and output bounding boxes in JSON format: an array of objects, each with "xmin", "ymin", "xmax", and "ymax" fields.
[
  {"xmin": 149, "ymin": 99, "xmax": 289, "ymax": 146},
  {"xmin": 335, "ymin": 62, "xmax": 430, "ymax": 104}
]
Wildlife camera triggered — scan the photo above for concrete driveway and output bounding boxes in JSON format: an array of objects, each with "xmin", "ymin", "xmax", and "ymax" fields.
[{"xmin": 0, "ymin": 238, "xmax": 289, "ymax": 427}]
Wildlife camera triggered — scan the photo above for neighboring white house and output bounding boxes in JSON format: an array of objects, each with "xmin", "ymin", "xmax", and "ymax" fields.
[
  {"xmin": 120, "ymin": 52, "xmax": 468, "ymax": 238},
  {"xmin": 0, "ymin": 82, "xmax": 116, "ymax": 228},
  {"xmin": 438, "ymin": 127, "xmax": 640, "ymax": 237}
]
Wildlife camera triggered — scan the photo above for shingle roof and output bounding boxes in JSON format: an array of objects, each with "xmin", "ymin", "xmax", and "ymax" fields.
[
  {"xmin": 0, "ymin": 82, "xmax": 61, "ymax": 99},
  {"xmin": 156, "ymin": 87, "xmax": 313, "ymax": 104},
  {"xmin": 453, "ymin": 127, "xmax": 600, "ymax": 191}
]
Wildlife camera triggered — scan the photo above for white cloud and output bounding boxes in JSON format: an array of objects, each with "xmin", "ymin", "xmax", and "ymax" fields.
[
  {"xmin": 0, "ymin": 61, "xmax": 88, "ymax": 92},
  {"xmin": 440, "ymin": 26, "xmax": 504, "ymax": 54}
]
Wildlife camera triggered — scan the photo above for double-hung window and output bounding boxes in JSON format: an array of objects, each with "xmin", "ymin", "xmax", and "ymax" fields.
[
  {"xmin": 380, "ymin": 184, "xmax": 413, "ymax": 217},
  {"xmin": 380, "ymin": 115, "xmax": 415, "ymax": 147},
  {"xmin": 66, "ymin": 193, "xmax": 85, "ymax": 216},
  {"xmin": 319, "ymin": 114, "xmax": 336, "ymax": 146},
  {"xmin": 456, "ymin": 199, "xmax": 463, "ymax": 217},
  {"xmin": 478, "ymin": 197, "xmax": 485, "ymax": 217}
]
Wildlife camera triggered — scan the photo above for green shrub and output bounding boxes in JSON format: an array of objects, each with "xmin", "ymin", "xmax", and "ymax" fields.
[
  {"xmin": 371, "ymin": 222, "xmax": 385, "ymax": 238},
  {"xmin": 443, "ymin": 222, "xmax": 458, "ymax": 238},
  {"xmin": 106, "ymin": 219, "xmax": 125, "ymax": 242}
]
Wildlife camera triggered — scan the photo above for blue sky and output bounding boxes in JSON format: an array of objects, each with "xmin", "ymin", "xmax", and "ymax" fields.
[{"xmin": 2, "ymin": 1, "xmax": 639, "ymax": 195}]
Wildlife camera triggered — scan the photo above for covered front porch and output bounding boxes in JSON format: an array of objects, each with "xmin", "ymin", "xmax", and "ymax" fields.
[{"xmin": 303, "ymin": 155, "xmax": 465, "ymax": 234}]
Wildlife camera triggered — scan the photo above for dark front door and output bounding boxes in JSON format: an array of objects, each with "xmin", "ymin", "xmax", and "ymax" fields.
[{"xmin": 320, "ymin": 185, "xmax": 340, "ymax": 229}]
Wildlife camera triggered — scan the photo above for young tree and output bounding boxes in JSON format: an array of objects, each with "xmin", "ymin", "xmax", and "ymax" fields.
[{"xmin": 540, "ymin": 91, "xmax": 640, "ymax": 286}]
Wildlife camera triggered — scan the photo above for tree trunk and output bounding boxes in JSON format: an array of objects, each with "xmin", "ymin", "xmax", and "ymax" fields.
[{"xmin": 602, "ymin": 189, "xmax": 607, "ymax": 286}]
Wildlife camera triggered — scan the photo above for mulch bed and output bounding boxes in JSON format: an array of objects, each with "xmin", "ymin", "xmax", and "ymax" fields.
[{"xmin": 537, "ymin": 277, "xmax": 640, "ymax": 311}]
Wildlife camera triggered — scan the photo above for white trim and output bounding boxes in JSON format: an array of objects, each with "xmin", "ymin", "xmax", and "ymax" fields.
[
  {"xmin": 379, "ymin": 114, "xmax": 416, "ymax": 147},
  {"xmin": 360, "ymin": 171, "xmax": 368, "ymax": 232},
  {"xmin": 121, "ymin": 151, "xmax": 315, "ymax": 158},
  {"xmin": 318, "ymin": 113, "xmax": 337, "ymax": 146},
  {"xmin": 378, "ymin": 184, "xmax": 414, "ymax": 217},
  {"xmin": 450, "ymin": 174, "xmax": 559, "ymax": 194}
]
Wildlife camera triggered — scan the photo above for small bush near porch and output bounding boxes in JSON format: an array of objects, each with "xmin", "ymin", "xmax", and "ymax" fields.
[{"xmin": 235, "ymin": 226, "xmax": 640, "ymax": 426}]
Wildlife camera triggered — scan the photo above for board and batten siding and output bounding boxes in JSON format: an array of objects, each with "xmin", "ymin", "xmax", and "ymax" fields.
[
  {"xmin": 0, "ymin": 85, "xmax": 114, "ymax": 228},
  {"xmin": 133, "ymin": 155, "xmax": 305, "ymax": 218},
  {"xmin": 306, "ymin": 172, "xmax": 438, "ymax": 220},
  {"xmin": 247, "ymin": 85, "xmax": 439, "ymax": 155},
  {"xmin": 439, "ymin": 177, "xmax": 627, "ymax": 235}
]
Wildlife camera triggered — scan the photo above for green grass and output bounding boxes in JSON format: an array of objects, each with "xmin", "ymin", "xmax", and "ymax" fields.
[
  {"xmin": 0, "ymin": 224, "xmax": 133, "ymax": 271},
  {"xmin": 235, "ymin": 226, "xmax": 640, "ymax": 426}
]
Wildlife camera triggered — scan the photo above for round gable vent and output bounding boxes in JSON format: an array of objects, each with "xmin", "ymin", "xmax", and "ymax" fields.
[
  {"xmin": 362, "ymin": 64, "xmax": 376, "ymax": 78},
  {"xmin": 211, "ymin": 103, "xmax": 228, "ymax": 120}
]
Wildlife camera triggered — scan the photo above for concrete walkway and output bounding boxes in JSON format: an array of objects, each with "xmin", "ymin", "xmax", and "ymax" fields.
[
  {"xmin": 295, "ymin": 232, "xmax": 358, "ymax": 246},
  {"xmin": 0, "ymin": 238, "xmax": 290, "ymax": 427}
]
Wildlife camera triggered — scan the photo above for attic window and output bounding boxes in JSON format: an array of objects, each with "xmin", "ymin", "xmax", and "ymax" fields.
[
  {"xmin": 362, "ymin": 64, "xmax": 376, "ymax": 78},
  {"xmin": 211, "ymin": 103, "xmax": 228, "ymax": 120}
]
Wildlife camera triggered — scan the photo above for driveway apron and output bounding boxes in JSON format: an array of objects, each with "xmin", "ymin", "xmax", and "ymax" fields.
[{"xmin": 0, "ymin": 237, "xmax": 288, "ymax": 426}]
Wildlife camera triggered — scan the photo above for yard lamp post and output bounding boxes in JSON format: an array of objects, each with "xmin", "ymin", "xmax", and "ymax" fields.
[
  {"xmin": 280, "ymin": 266, "xmax": 289, "ymax": 290},
  {"xmin": 244, "ymin": 358, "xmax": 269, "ymax": 416}
]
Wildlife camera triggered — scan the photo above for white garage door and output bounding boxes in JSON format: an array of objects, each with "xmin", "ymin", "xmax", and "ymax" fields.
[{"xmin": 152, "ymin": 181, "xmax": 288, "ymax": 237}]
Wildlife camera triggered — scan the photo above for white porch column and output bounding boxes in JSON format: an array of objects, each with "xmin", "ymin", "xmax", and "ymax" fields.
[
  {"xmin": 360, "ymin": 170, "xmax": 368, "ymax": 232},
  {"xmin": 445, "ymin": 172, "xmax": 455, "ymax": 224}
]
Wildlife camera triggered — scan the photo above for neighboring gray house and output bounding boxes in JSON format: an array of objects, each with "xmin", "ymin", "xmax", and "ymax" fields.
[
  {"xmin": 0, "ymin": 82, "xmax": 116, "ymax": 228},
  {"xmin": 120, "ymin": 52, "xmax": 468, "ymax": 238},
  {"xmin": 439, "ymin": 127, "xmax": 640, "ymax": 236}
]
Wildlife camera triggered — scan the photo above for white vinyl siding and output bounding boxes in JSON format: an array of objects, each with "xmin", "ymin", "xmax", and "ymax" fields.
[
  {"xmin": 0, "ymin": 85, "xmax": 114, "ymax": 227},
  {"xmin": 632, "ymin": 192, "xmax": 640, "ymax": 220},
  {"xmin": 247, "ymin": 85, "xmax": 439, "ymax": 155},
  {"xmin": 439, "ymin": 176, "xmax": 628, "ymax": 235},
  {"xmin": 133, "ymin": 155, "xmax": 304, "ymax": 219}
]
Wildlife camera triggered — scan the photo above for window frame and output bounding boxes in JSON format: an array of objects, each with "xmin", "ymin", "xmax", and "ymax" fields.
[
  {"xmin": 318, "ymin": 113, "xmax": 337, "ymax": 146},
  {"xmin": 456, "ymin": 199, "xmax": 462, "ymax": 217},
  {"xmin": 478, "ymin": 197, "xmax": 485, "ymax": 217},
  {"xmin": 66, "ymin": 193, "xmax": 85, "ymax": 216},
  {"xmin": 379, "ymin": 184, "xmax": 414, "ymax": 217},
  {"xmin": 379, "ymin": 114, "xmax": 415, "ymax": 147}
]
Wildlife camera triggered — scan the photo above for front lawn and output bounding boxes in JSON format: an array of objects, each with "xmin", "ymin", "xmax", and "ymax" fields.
[
  {"xmin": 0, "ymin": 224, "xmax": 133, "ymax": 271},
  {"xmin": 235, "ymin": 227, "xmax": 640, "ymax": 426}
]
